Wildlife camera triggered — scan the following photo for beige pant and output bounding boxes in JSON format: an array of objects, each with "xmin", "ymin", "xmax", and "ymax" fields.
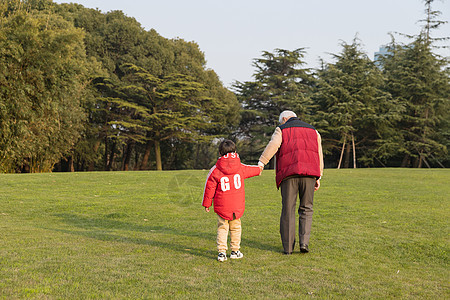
[{"xmin": 216, "ymin": 215, "xmax": 241, "ymax": 253}]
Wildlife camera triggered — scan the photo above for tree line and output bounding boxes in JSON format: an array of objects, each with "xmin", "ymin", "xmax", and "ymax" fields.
[{"xmin": 0, "ymin": 0, "xmax": 448, "ymax": 173}]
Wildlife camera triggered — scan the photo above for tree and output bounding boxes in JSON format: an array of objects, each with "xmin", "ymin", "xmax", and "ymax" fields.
[
  {"xmin": 314, "ymin": 37, "xmax": 397, "ymax": 168},
  {"xmin": 0, "ymin": 6, "xmax": 101, "ymax": 172},
  {"xmin": 382, "ymin": 37, "xmax": 449, "ymax": 167},
  {"xmin": 233, "ymin": 48, "xmax": 315, "ymax": 164},
  {"xmin": 380, "ymin": 0, "xmax": 449, "ymax": 167},
  {"xmin": 54, "ymin": 4, "xmax": 173, "ymax": 171},
  {"xmin": 119, "ymin": 64, "xmax": 216, "ymax": 170},
  {"xmin": 162, "ymin": 38, "xmax": 241, "ymax": 169},
  {"xmin": 54, "ymin": 4, "xmax": 240, "ymax": 171}
]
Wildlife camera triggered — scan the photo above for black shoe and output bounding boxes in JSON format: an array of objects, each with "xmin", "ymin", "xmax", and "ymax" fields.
[
  {"xmin": 283, "ymin": 251, "xmax": 292, "ymax": 255},
  {"xmin": 300, "ymin": 244, "xmax": 309, "ymax": 253}
]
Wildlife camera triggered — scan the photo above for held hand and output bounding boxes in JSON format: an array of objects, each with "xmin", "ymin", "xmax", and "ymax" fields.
[
  {"xmin": 258, "ymin": 161, "xmax": 264, "ymax": 175},
  {"xmin": 205, "ymin": 207, "xmax": 210, "ymax": 213},
  {"xmin": 314, "ymin": 179, "xmax": 320, "ymax": 191}
]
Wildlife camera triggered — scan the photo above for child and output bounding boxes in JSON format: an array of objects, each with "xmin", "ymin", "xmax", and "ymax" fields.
[{"xmin": 202, "ymin": 140, "xmax": 261, "ymax": 262}]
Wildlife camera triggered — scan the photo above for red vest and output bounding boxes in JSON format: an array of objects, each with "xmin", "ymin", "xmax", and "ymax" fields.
[{"xmin": 275, "ymin": 118, "xmax": 321, "ymax": 188}]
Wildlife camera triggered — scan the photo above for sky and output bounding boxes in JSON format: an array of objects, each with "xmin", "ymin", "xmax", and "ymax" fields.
[{"xmin": 53, "ymin": 0, "xmax": 450, "ymax": 87}]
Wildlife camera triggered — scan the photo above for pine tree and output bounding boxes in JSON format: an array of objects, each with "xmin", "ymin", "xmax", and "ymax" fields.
[
  {"xmin": 233, "ymin": 48, "xmax": 315, "ymax": 164},
  {"xmin": 382, "ymin": 37, "xmax": 449, "ymax": 167},
  {"xmin": 381, "ymin": 0, "xmax": 449, "ymax": 167},
  {"xmin": 120, "ymin": 64, "xmax": 211, "ymax": 170},
  {"xmin": 315, "ymin": 37, "xmax": 396, "ymax": 168}
]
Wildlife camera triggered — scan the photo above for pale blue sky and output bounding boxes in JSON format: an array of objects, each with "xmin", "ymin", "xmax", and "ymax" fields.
[{"xmin": 54, "ymin": 0, "xmax": 449, "ymax": 87}]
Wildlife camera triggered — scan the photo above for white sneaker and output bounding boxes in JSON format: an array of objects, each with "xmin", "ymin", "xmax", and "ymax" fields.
[
  {"xmin": 230, "ymin": 250, "xmax": 243, "ymax": 259},
  {"xmin": 217, "ymin": 252, "xmax": 227, "ymax": 262}
]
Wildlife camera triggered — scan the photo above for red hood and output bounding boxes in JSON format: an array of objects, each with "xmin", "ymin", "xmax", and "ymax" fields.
[{"xmin": 216, "ymin": 153, "xmax": 241, "ymax": 175}]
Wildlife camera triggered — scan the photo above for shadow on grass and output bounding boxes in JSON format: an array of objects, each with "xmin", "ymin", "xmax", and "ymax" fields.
[
  {"xmin": 50, "ymin": 227, "xmax": 217, "ymax": 259},
  {"xmin": 48, "ymin": 213, "xmax": 280, "ymax": 258}
]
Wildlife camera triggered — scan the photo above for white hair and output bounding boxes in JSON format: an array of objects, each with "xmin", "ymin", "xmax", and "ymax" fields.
[{"xmin": 278, "ymin": 110, "xmax": 297, "ymax": 123}]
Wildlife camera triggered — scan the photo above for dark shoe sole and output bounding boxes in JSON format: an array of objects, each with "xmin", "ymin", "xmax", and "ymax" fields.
[{"xmin": 300, "ymin": 245, "xmax": 309, "ymax": 253}]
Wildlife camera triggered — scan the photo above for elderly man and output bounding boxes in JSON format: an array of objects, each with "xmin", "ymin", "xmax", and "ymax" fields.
[{"xmin": 258, "ymin": 110, "xmax": 323, "ymax": 254}]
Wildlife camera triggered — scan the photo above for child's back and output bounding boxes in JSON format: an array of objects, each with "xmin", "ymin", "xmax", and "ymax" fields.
[
  {"xmin": 202, "ymin": 152, "xmax": 260, "ymax": 220},
  {"xmin": 202, "ymin": 140, "xmax": 261, "ymax": 262}
]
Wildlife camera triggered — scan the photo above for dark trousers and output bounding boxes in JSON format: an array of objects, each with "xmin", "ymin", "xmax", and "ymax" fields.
[{"xmin": 280, "ymin": 176, "xmax": 315, "ymax": 253}]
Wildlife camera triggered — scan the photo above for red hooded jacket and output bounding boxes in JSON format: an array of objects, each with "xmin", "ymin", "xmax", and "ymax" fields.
[{"xmin": 202, "ymin": 153, "xmax": 260, "ymax": 220}]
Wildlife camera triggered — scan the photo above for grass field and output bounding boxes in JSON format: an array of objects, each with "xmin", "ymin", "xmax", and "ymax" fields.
[{"xmin": 0, "ymin": 168, "xmax": 448, "ymax": 299}]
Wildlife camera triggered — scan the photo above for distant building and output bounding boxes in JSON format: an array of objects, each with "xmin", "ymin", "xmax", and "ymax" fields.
[{"xmin": 374, "ymin": 46, "xmax": 389, "ymax": 67}]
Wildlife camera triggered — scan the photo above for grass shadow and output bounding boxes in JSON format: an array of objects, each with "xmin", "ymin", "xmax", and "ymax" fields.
[
  {"xmin": 51, "ymin": 213, "xmax": 281, "ymax": 254},
  {"xmin": 48, "ymin": 227, "xmax": 217, "ymax": 259}
]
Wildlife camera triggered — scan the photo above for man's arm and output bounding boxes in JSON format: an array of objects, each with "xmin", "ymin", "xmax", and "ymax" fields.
[
  {"xmin": 258, "ymin": 127, "xmax": 282, "ymax": 166},
  {"xmin": 317, "ymin": 131, "xmax": 324, "ymax": 178},
  {"xmin": 315, "ymin": 131, "xmax": 324, "ymax": 191}
]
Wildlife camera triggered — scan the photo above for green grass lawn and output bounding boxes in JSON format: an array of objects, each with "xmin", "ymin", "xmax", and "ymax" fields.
[{"xmin": 0, "ymin": 169, "xmax": 448, "ymax": 299}]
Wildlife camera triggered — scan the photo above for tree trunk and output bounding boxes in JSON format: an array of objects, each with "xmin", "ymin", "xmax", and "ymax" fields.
[
  {"xmin": 344, "ymin": 143, "xmax": 350, "ymax": 169},
  {"xmin": 88, "ymin": 140, "xmax": 101, "ymax": 171},
  {"xmin": 133, "ymin": 150, "xmax": 140, "ymax": 171},
  {"xmin": 22, "ymin": 159, "xmax": 31, "ymax": 173},
  {"xmin": 413, "ymin": 156, "xmax": 420, "ymax": 168},
  {"xmin": 429, "ymin": 153, "xmax": 445, "ymax": 168},
  {"xmin": 104, "ymin": 136, "xmax": 108, "ymax": 170},
  {"xmin": 337, "ymin": 136, "xmax": 347, "ymax": 169},
  {"xmin": 107, "ymin": 141, "xmax": 116, "ymax": 171},
  {"xmin": 68, "ymin": 156, "xmax": 75, "ymax": 172},
  {"xmin": 352, "ymin": 132, "xmax": 356, "ymax": 169},
  {"xmin": 416, "ymin": 149, "xmax": 431, "ymax": 169},
  {"xmin": 194, "ymin": 144, "xmax": 201, "ymax": 169},
  {"xmin": 122, "ymin": 141, "xmax": 134, "ymax": 171},
  {"xmin": 418, "ymin": 155, "xmax": 423, "ymax": 168},
  {"xmin": 423, "ymin": 156, "xmax": 431, "ymax": 168},
  {"xmin": 155, "ymin": 140, "xmax": 162, "ymax": 171},
  {"xmin": 401, "ymin": 154, "xmax": 409, "ymax": 167},
  {"xmin": 140, "ymin": 140, "xmax": 152, "ymax": 170},
  {"xmin": 121, "ymin": 144, "xmax": 127, "ymax": 170}
]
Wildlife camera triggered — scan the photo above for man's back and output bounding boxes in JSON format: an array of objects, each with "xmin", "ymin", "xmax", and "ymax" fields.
[{"xmin": 275, "ymin": 117, "xmax": 321, "ymax": 187}]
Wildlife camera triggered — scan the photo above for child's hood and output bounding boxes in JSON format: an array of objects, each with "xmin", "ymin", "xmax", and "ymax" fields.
[{"xmin": 216, "ymin": 153, "xmax": 241, "ymax": 175}]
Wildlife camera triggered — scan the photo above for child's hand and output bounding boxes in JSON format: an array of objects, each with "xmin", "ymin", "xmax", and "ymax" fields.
[
  {"xmin": 258, "ymin": 165, "xmax": 264, "ymax": 175},
  {"xmin": 205, "ymin": 207, "xmax": 210, "ymax": 212}
]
